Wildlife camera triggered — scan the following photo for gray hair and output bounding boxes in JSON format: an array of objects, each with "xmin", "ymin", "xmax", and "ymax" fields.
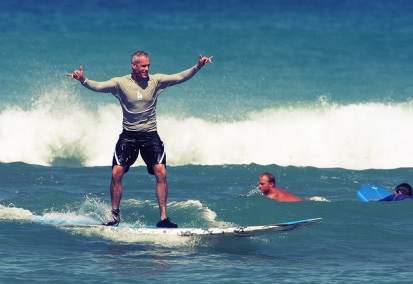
[{"xmin": 131, "ymin": 51, "xmax": 149, "ymax": 63}]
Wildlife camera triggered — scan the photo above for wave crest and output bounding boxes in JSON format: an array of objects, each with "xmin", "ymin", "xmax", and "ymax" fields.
[{"xmin": 1, "ymin": 90, "xmax": 413, "ymax": 170}]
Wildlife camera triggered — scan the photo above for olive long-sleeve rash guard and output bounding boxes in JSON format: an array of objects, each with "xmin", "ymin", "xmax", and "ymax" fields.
[{"xmin": 81, "ymin": 65, "xmax": 200, "ymax": 132}]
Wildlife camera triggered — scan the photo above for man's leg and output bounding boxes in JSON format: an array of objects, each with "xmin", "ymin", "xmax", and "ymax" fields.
[
  {"xmin": 153, "ymin": 163, "xmax": 168, "ymax": 221},
  {"xmin": 153, "ymin": 164, "xmax": 177, "ymax": 228},
  {"xmin": 103, "ymin": 165, "xmax": 126, "ymax": 226},
  {"xmin": 111, "ymin": 165, "xmax": 126, "ymax": 210}
]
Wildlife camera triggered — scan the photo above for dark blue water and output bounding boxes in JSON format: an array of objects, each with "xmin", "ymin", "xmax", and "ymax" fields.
[{"xmin": 1, "ymin": 0, "xmax": 413, "ymax": 282}]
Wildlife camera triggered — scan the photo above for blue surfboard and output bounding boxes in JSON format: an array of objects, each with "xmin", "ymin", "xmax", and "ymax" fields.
[{"xmin": 357, "ymin": 184, "xmax": 392, "ymax": 202}]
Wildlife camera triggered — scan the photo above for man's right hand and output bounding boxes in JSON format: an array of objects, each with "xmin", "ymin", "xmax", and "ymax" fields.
[{"xmin": 66, "ymin": 66, "xmax": 85, "ymax": 83}]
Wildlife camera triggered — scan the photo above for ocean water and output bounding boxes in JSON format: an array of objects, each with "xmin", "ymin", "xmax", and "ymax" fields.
[{"xmin": 1, "ymin": 0, "xmax": 413, "ymax": 283}]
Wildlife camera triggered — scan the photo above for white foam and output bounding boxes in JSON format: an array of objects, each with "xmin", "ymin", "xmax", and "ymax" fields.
[
  {"xmin": 65, "ymin": 226, "xmax": 194, "ymax": 246},
  {"xmin": 0, "ymin": 204, "xmax": 34, "ymax": 220},
  {"xmin": 2, "ymin": 88, "xmax": 413, "ymax": 170},
  {"xmin": 160, "ymin": 100, "xmax": 413, "ymax": 170},
  {"xmin": 170, "ymin": 200, "xmax": 235, "ymax": 228},
  {"xmin": 0, "ymin": 197, "xmax": 107, "ymax": 224},
  {"xmin": 31, "ymin": 211, "xmax": 98, "ymax": 225}
]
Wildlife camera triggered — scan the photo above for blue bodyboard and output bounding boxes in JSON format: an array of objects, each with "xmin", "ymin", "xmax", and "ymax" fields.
[{"xmin": 357, "ymin": 184, "xmax": 392, "ymax": 202}]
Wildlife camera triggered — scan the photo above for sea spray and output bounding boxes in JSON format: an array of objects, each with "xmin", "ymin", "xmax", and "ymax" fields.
[{"xmin": 2, "ymin": 92, "xmax": 413, "ymax": 170}]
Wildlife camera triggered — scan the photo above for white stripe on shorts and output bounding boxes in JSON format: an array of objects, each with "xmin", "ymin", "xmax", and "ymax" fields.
[
  {"xmin": 114, "ymin": 150, "xmax": 121, "ymax": 165},
  {"xmin": 158, "ymin": 150, "xmax": 166, "ymax": 164}
]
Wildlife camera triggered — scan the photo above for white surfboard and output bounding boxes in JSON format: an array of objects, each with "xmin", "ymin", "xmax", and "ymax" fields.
[{"xmin": 34, "ymin": 217, "xmax": 323, "ymax": 237}]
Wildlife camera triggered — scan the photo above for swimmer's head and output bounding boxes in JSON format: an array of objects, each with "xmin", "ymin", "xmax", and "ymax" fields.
[{"xmin": 395, "ymin": 183, "xmax": 413, "ymax": 196}]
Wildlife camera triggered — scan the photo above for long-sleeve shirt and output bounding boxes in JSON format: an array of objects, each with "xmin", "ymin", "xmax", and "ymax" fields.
[{"xmin": 81, "ymin": 65, "xmax": 199, "ymax": 132}]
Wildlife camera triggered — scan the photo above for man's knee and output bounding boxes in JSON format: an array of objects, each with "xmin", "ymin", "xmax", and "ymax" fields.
[
  {"xmin": 153, "ymin": 164, "xmax": 167, "ymax": 182},
  {"xmin": 112, "ymin": 165, "xmax": 126, "ymax": 182}
]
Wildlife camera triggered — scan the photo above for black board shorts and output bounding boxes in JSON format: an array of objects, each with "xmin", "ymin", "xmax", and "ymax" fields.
[{"xmin": 112, "ymin": 130, "xmax": 166, "ymax": 175}]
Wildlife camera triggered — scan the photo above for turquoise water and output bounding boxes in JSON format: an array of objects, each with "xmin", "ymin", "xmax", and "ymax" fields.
[
  {"xmin": 1, "ymin": 0, "xmax": 413, "ymax": 283},
  {"xmin": 2, "ymin": 163, "xmax": 413, "ymax": 283}
]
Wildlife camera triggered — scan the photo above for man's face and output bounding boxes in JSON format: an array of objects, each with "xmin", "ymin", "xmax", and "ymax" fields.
[
  {"xmin": 132, "ymin": 56, "xmax": 150, "ymax": 81},
  {"xmin": 258, "ymin": 176, "xmax": 271, "ymax": 194}
]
